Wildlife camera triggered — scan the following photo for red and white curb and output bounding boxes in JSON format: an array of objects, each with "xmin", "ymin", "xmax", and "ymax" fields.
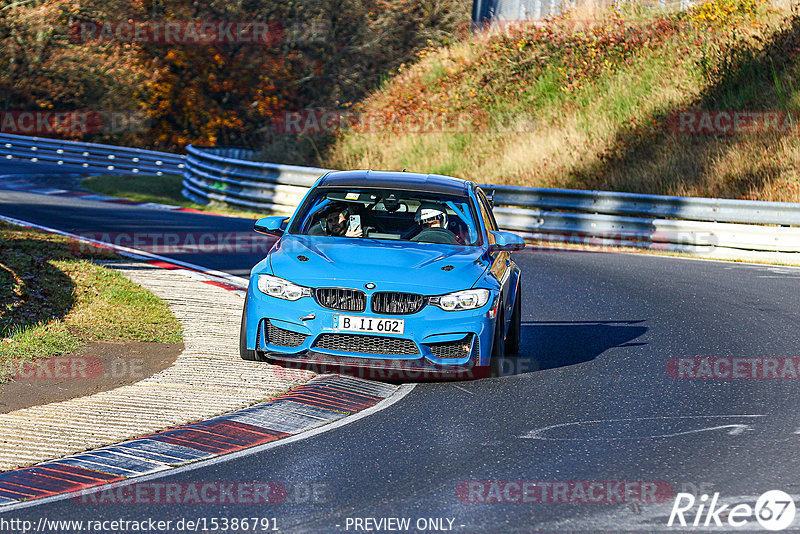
[{"xmin": 0, "ymin": 376, "xmax": 406, "ymax": 510}]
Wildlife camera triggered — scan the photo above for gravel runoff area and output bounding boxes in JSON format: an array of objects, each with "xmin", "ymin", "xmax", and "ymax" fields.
[{"xmin": 0, "ymin": 261, "xmax": 314, "ymax": 471}]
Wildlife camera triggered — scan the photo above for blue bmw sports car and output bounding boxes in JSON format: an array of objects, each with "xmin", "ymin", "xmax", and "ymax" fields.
[{"xmin": 240, "ymin": 170, "xmax": 525, "ymax": 379}]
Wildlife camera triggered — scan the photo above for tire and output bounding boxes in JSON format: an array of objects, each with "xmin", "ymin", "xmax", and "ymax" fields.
[
  {"xmin": 505, "ymin": 280, "xmax": 521, "ymax": 355},
  {"xmin": 240, "ymin": 296, "xmax": 258, "ymax": 361},
  {"xmin": 489, "ymin": 306, "xmax": 505, "ymax": 378}
]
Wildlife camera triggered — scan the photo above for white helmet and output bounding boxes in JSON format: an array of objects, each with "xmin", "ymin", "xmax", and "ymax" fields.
[{"xmin": 414, "ymin": 202, "xmax": 448, "ymax": 227}]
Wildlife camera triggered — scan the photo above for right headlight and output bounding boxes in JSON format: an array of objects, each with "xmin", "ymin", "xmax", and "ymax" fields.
[
  {"xmin": 257, "ymin": 274, "xmax": 312, "ymax": 301},
  {"xmin": 429, "ymin": 289, "xmax": 490, "ymax": 311}
]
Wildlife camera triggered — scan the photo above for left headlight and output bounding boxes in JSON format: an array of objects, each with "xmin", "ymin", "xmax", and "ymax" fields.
[
  {"xmin": 257, "ymin": 274, "xmax": 312, "ymax": 301},
  {"xmin": 429, "ymin": 289, "xmax": 490, "ymax": 311}
]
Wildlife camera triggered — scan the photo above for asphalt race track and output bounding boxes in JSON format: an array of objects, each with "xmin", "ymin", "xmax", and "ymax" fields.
[{"xmin": 2, "ymin": 171, "xmax": 800, "ymax": 532}]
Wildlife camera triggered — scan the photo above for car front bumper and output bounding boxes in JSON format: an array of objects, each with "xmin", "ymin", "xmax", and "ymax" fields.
[{"xmin": 245, "ymin": 283, "xmax": 497, "ymax": 377}]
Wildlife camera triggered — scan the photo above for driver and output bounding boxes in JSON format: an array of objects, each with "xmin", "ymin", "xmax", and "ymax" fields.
[
  {"xmin": 411, "ymin": 202, "xmax": 457, "ymax": 244},
  {"xmin": 309, "ymin": 202, "xmax": 363, "ymax": 238}
]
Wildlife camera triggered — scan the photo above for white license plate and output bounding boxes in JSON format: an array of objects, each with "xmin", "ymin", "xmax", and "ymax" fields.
[{"xmin": 333, "ymin": 315, "xmax": 405, "ymax": 335}]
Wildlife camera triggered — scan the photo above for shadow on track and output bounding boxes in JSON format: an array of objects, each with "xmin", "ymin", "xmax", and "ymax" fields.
[
  {"xmin": 263, "ymin": 320, "xmax": 649, "ymax": 382},
  {"xmin": 499, "ymin": 320, "xmax": 648, "ymax": 377}
]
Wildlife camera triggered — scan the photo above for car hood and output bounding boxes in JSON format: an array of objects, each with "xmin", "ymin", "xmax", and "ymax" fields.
[{"xmin": 267, "ymin": 235, "xmax": 490, "ymax": 293}]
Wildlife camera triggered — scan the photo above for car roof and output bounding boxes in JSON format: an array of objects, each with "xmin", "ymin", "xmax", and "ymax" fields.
[{"xmin": 317, "ymin": 170, "xmax": 473, "ymax": 197}]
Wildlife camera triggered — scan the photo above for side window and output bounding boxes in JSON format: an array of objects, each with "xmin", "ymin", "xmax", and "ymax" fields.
[{"xmin": 476, "ymin": 189, "xmax": 498, "ymax": 232}]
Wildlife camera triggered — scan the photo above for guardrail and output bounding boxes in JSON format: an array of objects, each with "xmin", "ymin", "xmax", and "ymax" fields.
[
  {"xmin": 1, "ymin": 135, "xmax": 797, "ymax": 255},
  {"xmin": 181, "ymin": 145, "xmax": 323, "ymax": 214},
  {"xmin": 183, "ymin": 145, "xmax": 800, "ymax": 254},
  {"xmin": 0, "ymin": 133, "xmax": 185, "ymax": 176}
]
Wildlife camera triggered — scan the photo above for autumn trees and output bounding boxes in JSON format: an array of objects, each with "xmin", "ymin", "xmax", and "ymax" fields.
[{"xmin": 0, "ymin": 0, "xmax": 468, "ymax": 154}]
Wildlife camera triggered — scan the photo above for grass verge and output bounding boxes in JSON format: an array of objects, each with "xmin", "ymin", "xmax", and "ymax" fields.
[
  {"xmin": 82, "ymin": 174, "xmax": 263, "ymax": 219},
  {"xmin": 0, "ymin": 221, "xmax": 183, "ymax": 383}
]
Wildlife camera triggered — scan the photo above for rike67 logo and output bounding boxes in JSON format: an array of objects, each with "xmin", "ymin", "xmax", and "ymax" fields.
[{"xmin": 668, "ymin": 490, "xmax": 796, "ymax": 531}]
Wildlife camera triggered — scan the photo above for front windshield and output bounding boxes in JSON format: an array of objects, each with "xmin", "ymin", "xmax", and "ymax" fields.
[{"xmin": 290, "ymin": 188, "xmax": 481, "ymax": 246}]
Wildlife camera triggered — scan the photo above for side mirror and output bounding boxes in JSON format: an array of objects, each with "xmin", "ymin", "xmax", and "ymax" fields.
[
  {"xmin": 254, "ymin": 216, "xmax": 289, "ymax": 237},
  {"xmin": 488, "ymin": 230, "xmax": 526, "ymax": 253}
]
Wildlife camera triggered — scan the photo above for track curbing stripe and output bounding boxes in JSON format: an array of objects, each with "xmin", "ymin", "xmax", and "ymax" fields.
[
  {"xmin": 0, "ymin": 488, "xmax": 34, "ymax": 500},
  {"xmin": 0, "ymin": 376, "xmax": 403, "ymax": 509},
  {"xmin": 32, "ymin": 464, "xmax": 120, "ymax": 483},
  {"xmin": 113, "ymin": 440, "xmax": 213, "ymax": 462},
  {"xmin": 0, "ymin": 383, "xmax": 415, "ymax": 512},
  {"xmin": 50, "ymin": 459, "xmax": 140, "ymax": 478}
]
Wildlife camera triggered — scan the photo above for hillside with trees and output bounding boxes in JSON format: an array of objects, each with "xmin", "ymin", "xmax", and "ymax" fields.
[{"xmin": 0, "ymin": 0, "xmax": 468, "ymax": 150}]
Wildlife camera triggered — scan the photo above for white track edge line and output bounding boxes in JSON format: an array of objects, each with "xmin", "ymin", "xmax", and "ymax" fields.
[
  {"xmin": 610, "ymin": 247, "xmax": 800, "ymax": 270},
  {"xmin": 520, "ymin": 242, "xmax": 800, "ymax": 271},
  {"xmin": 0, "ymin": 214, "xmax": 249, "ymax": 287},
  {"xmin": 2, "ymin": 175, "xmax": 248, "ymax": 219},
  {"xmin": 0, "ymin": 383, "xmax": 416, "ymax": 513}
]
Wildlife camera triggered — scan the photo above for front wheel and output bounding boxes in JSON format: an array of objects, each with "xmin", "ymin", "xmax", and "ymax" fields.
[
  {"xmin": 489, "ymin": 306, "xmax": 505, "ymax": 378},
  {"xmin": 505, "ymin": 280, "xmax": 521, "ymax": 355},
  {"xmin": 240, "ymin": 296, "xmax": 257, "ymax": 361}
]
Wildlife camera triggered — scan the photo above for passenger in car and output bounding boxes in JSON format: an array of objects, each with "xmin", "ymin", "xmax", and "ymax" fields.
[{"xmin": 308, "ymin": 203, "xmax": 364, "ymax": 238}]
